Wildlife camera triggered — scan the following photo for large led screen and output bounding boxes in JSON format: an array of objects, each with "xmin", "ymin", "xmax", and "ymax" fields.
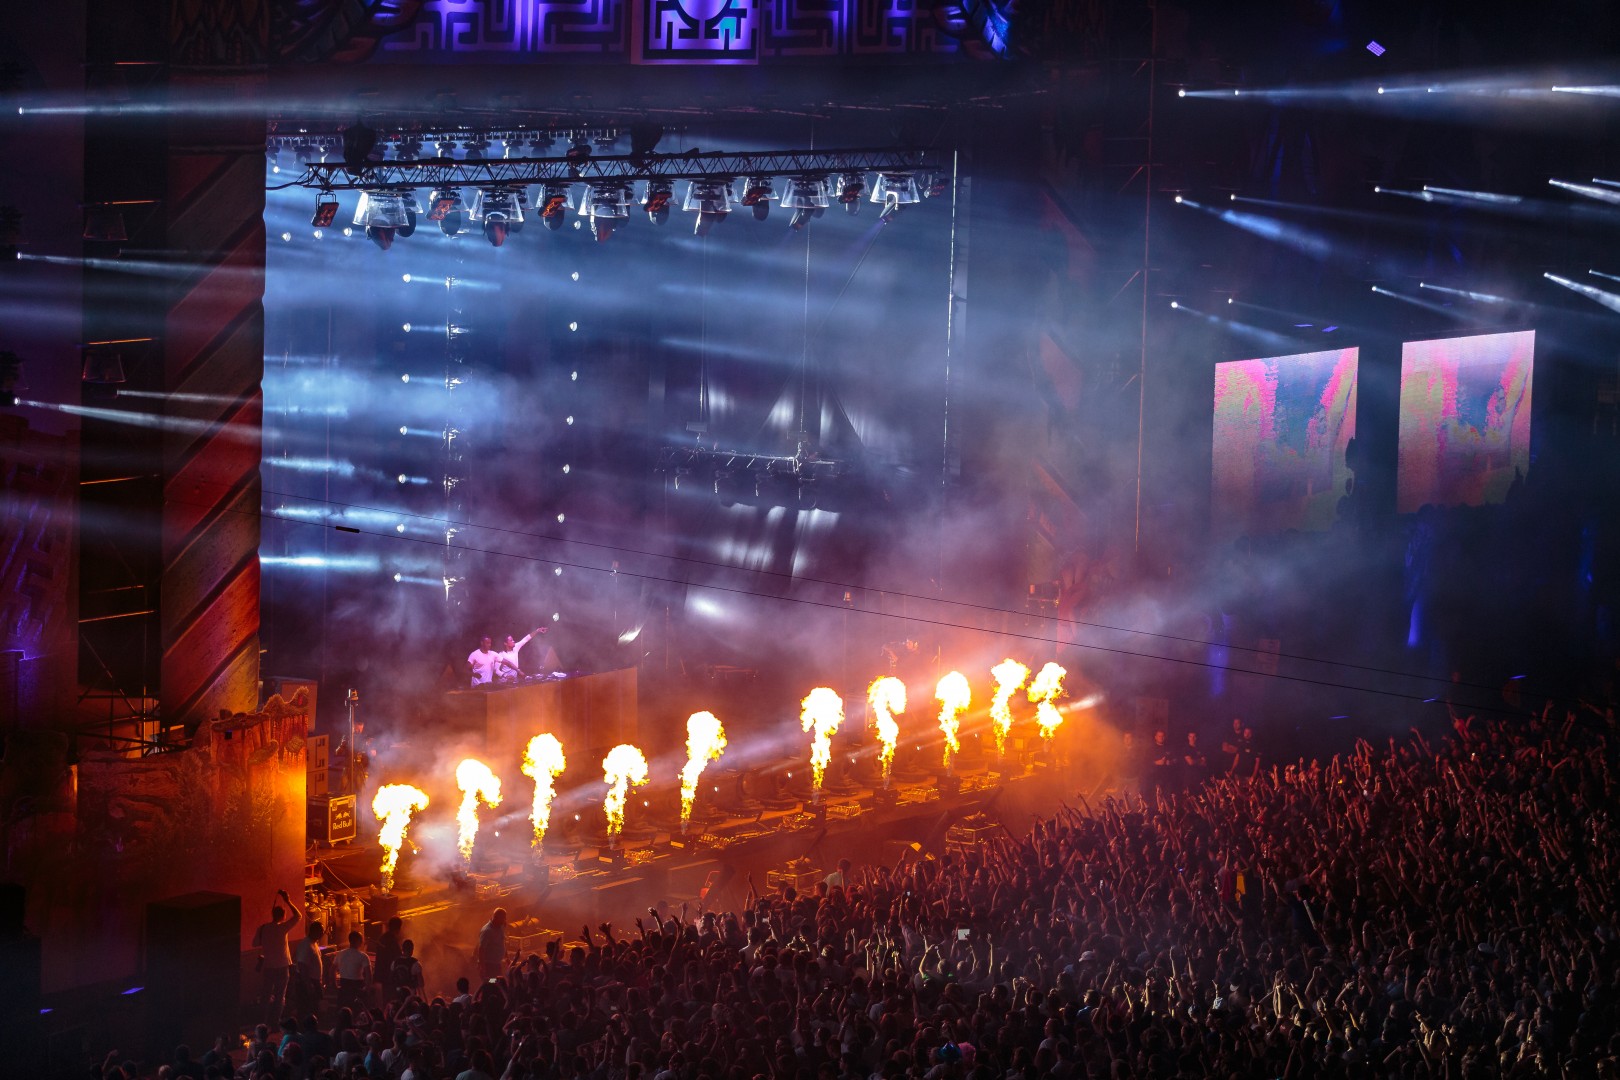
[
  {"xmin": 1396, "ymin": 330, "xmax": 1533, "ymax": 513},
  {"xmin": 1212, "ymin": 347, "xmax": 1359, "ymax": 540}
]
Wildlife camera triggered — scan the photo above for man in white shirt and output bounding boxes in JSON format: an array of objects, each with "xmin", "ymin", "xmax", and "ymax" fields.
[
  {"xmin": 467, "ymin": 636, "xmax": 499, "ymax": 687},
  {"xmin": 496, "ymin": 627, "xmax": 555, "ymax": 684},
  {"xmin": 251, "ymin": 888, "xmax": 300, "ymax": 1023},
  {"xmin": 333, "ymin": 930, "xmax": 373, "ymax": 1010}
]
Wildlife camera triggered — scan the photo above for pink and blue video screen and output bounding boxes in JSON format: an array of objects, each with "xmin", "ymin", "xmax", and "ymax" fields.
[
  {"xmin": 1212, "ymin": 347, "xmax": 1359, "ymax": 539},
  {"xmin": 1396, "ymin": 331, "xmax": 1533, "ymax": 513}
]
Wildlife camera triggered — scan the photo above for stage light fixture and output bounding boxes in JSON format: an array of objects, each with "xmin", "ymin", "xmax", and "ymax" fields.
[
  {"xmin": 539, "ymin": 182, "xmax": 573, "ymax": 231},
  {"xmin": 354, "ymin": 189, "xmax": 410, "ymax": 231},
  {"xmin": 783, "ymin": 177, "xmax": 830, "ymax": 230},
  {"xmin": 462, "ymin": 135, "xmax": 490, "ymax": 160},
  {"xmin": 580, "ymin": 182, "xmax": 633, "ymax": 242},
  {"xmin": 643, "ymin": 180, "xmax": 675, "ymax": 225},
  {"xmin": 81, "ymin": 204, "xmax": 129, "ymax": 243},
  {"xmin": 470, "ymin": 187, "xmax": 523, "ymax": 246},
  {"xmin": 741, "ymin": 176, "xmax": 777, "ymax": 221},
  {"xmin": 311, "ymin": 191, "xmax": 339, "ymax": 228},
  {"xmin": 836, "ymin": 172, "xmax": 866, "ymax": 214},
  {"xmin": 281, "ymin": 231, "xmax": 292, "ymax": 242},
  {"xmin": 80, "ymin": 345, "xmax": 127, "ymax": 401},
  {"xmin": 871, "ymin": 173, "xmax": 920, "ymax": 222},
  {"xmin": 685, "ymin": 179, "xmax": 736, "ymax": 236}
]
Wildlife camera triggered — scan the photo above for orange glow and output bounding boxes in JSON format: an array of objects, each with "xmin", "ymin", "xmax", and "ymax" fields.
[{"xmin": 602, "ymin": 743, "xmax": 650, "ymax": 842}]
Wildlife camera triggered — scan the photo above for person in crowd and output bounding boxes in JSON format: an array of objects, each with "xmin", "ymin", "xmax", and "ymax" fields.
[
  {"xmin": 475, "ymin": 906, "xmax": 508, "ymax": 984},
  {"xmin": 290, "ymin": 919, "xmax": 325, "ymax": 1017},
  {"xmin": 107, "ymin": 693, "xmax": 1620, "ymax": 1080},
  {"xmin": 332, "ymin": 930, "xmax": 372, "ymax": 1011},
  {"xmin": 249, "ymin": 888, "xmax": 300, "ymax": 1024}
]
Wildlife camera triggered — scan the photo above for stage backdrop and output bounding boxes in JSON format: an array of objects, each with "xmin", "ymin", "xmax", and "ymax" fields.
[
  {"xmin": 1396, "ymin": 330, "xmax": 1534, "ymax": 514},
  {"xmin": 1211, "ymin": 347, "xmax": 1358, "ymax": 541}
]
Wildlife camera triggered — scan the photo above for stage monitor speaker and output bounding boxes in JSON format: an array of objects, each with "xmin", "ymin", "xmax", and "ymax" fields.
[{"xmin": 145, "ymin": 892, "xmax": 241, "ymax": 1050}]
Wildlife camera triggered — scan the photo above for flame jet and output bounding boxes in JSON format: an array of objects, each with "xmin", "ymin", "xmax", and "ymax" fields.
[
  {"xmin": 990, "ymin": 659, "xmax": 1030, "ymax": 757},
  {"xmin": 455, "ymin": 758, "xmax": 502, "ymax": 869},
  {"xmin": 372, "ymin": 784, "xmax": 429, "ymax": 893},
  {"xmin": 800, "ymin": 687, "xmax": 844, "ymax": 801},
  {"xmin": 935, "ymin": 671, "xmax": 971, "ymax": 773},
  {"xmin": 520, "ymin": 734, "xmax": 567, "ymax": 850},
  {"xmin": 602, "ymin": 744, "xmax": 650, "ymax": 845},
  {"xmin": 680, "ymin": 712, "xmax": 727, "ymax": 832},
  {"xmin": 867, "ymin": 676, "xmax": 906, "ymax": 787},
  {"xmin": 1028, "ymin": 662, "xmax": 1068, "ymax": 741}
]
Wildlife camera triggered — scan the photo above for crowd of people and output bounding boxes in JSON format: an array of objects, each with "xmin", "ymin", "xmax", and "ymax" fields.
[{"xmin": 106, "ymin": 696, "xmax": 1620, "ymax": 1080}]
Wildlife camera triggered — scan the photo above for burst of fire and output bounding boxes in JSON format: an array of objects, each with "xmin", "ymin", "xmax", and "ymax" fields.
[
  {"xmin": 990, "ymin": 658, "xmax": 1030, "ymax": 756},
  {"xmin": 602, "ymin": 743, "xmax": 650, "ymax": 843},
  {"xmin": 679, "ymin": 712, "xmax": 727, "ymax": 830},
  {"xmin": 453, "ymin": 758, "xmax": 502, "ymax": 868},
  {"xmin": 371, "ymin": 783, "xmax": 429, "ymax": 893},
  {"xmin": 935, "ymin": 671, "xmax": 971, "ymax": 771},
  {"xmin": 520, "ymin": 733, "xmax": 567, "ymax": 850},
  {"xmin": 867, "ymin": 676, "xmax": 906, "ymax": 785},
  {"xmin": 1028, "ymin": 661, "xmax": 1068, "ymax": 741},
  {"xmin": 800, "ymin": 687, "xmax": 844, "ymax": 798}
]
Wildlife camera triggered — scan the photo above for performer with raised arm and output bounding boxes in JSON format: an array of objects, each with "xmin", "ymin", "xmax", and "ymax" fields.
[{"xmin": 496, "ymin": 626, "xmax": 559, "ymax": 683}]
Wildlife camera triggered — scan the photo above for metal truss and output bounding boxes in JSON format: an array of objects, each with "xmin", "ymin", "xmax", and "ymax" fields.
[{"xmin": 290, "ymin": 148, "xmax": 944, "ymax": 191}]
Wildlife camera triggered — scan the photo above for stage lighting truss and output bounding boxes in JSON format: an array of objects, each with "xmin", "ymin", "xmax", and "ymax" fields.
[
  {"xmin": 656, "ymin": 446, "xmax": 847, "ymax": 509},
  {"xmin": 283, "ymin": 146, "xmax": 941, "ymax": 246}
]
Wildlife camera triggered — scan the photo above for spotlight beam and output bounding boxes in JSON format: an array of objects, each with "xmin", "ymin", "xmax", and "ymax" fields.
[
  {"xmin": 1549, "ymin": 179, "xmax": 1620, "ymax": 206},
  {"xmin": 1417, "ymin": 282, "xmax": 1511, "ymax": 304},
  {"xmin": 1370, "ymin": 285, "xmax": 1465, "ymax": 318},
  {"xmin": 1544, "ymin": 273, "xmax": 1620, "ymax": 315}
]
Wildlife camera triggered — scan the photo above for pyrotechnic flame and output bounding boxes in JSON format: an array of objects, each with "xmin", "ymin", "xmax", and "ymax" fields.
[
  {"xmin": 453, "ymin": 758, "xmax": 502, "ymax": 868},
  {"xmin": 1028, "ymin": 661, "xmax": 1068, "ymax": 741},
  {"xmin": 520, "ymin": 733, "xmax": 567, "ymax": 849},
  {"xmin": 800, "ymin": 687, "xmax": 844, "ymax": 798},
  {"xmin": 371, "ymin": 783, "xmax": 429, "ymax": 893},
  {"xmin": 602, "ymin": 743, "xmax": 650, "ymax": 843},
  {"xmin": 990, "ymin": 659, "xmax": 1030, "ymax": 756},
  {"xmin": 867, "ymin": 676, "xmax": 906, "ymax": 785},
  {"xmin": 935, "ymin": 671, "xmax": 971, "ymax": 771},
  {"xmin": 679, "ymin": 712, "xmax": 727, "ymax": 830}
]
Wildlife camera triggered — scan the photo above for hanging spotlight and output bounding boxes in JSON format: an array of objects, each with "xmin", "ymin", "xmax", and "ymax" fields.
[
  {"xmin": 565, "ymin": 134, "xmax": 593, "ymax": 171},
  {"xmin": 870, "ymin": 172, "xmax": 920, "ymax": 223},
  {"xmin": 579, "ymin": 182, "xmax": 632, "ymax": 242},
  {"xmin": 81, "ymin": 203, "xmax": 132, "ymax": 243},
  {"xmin": 311, "ymin": 191, "xmax": 339, "ymax": 228},
  {"xmin": 434, "ymin": 137, "xmax": 459, "ymax": 159},
  {"xmin": 462, "ymin": 134, "xmax": 490, "ymax": 160},
  {"xmin": 528, "ymin": 132, "xmax": 555, "ymax": 156},
  {"xmin": 836, "ymin": 172, "xmax": 866, "ymax": 214},
  {"xmin": 685, "ymin": 179, "xmax": 735, "ymax": 236},
  {"xmin": 740, "ymin": 176, "xmax": 777, "ymax": 221},
  {"xmin": 397, "ymin": 191, "xmax": 421, "ymax": 238},
  {"xmin": 354, "ymin": 189, "xmax": 409, "ymax": 250},
  {"xmin": 539, "ymin": 182, "xmax": 573, "ymax": 231},
  {"xmin": 511, "ymin": 187, "xmax": 532, "ymax": 232},
  {"xmin": 80, "ymin": 344, "xmax": 128, "ymax": 402},
  {"xmin": 782, "ymin": 177, "xmax": 830, "ymax": 230},
  {"xmin": 470, "ymin": 187, "xmax": 523, "ymax": 247},
  {"xmin": 428, "ymin": 188, "xmax": 467, "ymax": 236},
  {"xmin": 923, "ymin": 173, "xmax": 949, "ymax": 199},
  {"xmin": 643, "ymin": 180, "xmax": 674, "ymax": 225},
  {"xmin": 394, "ymin": 136, "xmax": 423, "ymax": 161}
]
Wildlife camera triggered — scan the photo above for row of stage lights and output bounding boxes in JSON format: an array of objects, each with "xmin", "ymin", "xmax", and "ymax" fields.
[{"xmin": 305, "ymin": 173, "xmax": 943, "ymax": 249}]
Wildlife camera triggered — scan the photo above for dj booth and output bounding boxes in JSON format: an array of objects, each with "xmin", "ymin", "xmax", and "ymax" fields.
[{"xmin": 442, "ymin": 669, "xmax": 640, "ymax": 770}]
